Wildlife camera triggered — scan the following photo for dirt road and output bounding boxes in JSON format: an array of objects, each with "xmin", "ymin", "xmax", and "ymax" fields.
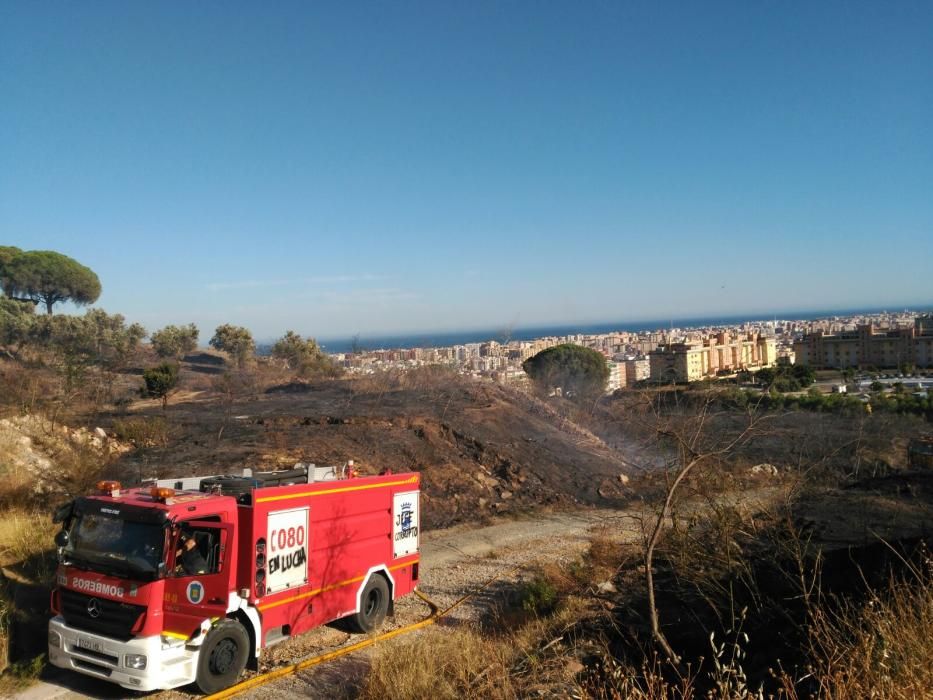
[{"xmin": 17, "ymin": 506, "xmax": 638, "ymax": 700}]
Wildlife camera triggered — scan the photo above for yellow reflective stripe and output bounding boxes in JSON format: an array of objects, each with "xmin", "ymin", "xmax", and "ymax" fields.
[
  {"xmin": 258, "ymin": 577, "xmax": 363, "ymax": 612},
  {"xmin": 257, "ymin": 559, "xmax": 419, "ymax": 612},
  {"xmin": 387, "ymin": 559, "xmax": 417, "ymax": 573},
  {"xmin": 254, "ymin": 475, "xmax": 418, "ymax": 504},
  {"xmin": 162, "ymin": 630, "xmax": 190, "ymax": 640}
]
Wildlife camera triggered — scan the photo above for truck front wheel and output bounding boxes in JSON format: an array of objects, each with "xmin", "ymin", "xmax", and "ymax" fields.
[
  {"xmin": 196, "ymin": 619, "xmax": 249, "ymax": 694},
  {"xmin": 348, "ymin": 575, "xmax": 390, "ymax": 633}
]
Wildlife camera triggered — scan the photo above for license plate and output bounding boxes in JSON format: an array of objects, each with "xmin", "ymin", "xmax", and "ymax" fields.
[{"xmin": 77, "ymin": 637, "xmax": 103, "ymax": 654}]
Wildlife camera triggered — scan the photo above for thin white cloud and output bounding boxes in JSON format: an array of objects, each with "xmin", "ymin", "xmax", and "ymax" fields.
[
  {"xmin": 206, "ymin": 279, "xmax": 293, "ymax": 292},
  {"xmin": 206, "ymin": 274, "xmax": 383, "ymax": 292},
  {"xmin": 316, "ymin": 288, "xmax": 420, "ymax": 306}
]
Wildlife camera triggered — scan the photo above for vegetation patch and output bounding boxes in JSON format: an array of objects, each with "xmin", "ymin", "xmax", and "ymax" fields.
[
  {"xmin": 360, "ymin": 595, "xmax": 590, "ymax": 700},
  {"xmin": 523, "ymin": 344, "xmax": 610, "ymax": 403},
  {"xmin": 517, "ymin": 573, "xmax": 559, "ymax": 615},
  {"xmin": 789, "ymin": 566, "xmax": 933, "ymax": 698},
  {"xmin": 111, "ymin": 415, "xmax": 172, "ymax": 447},
  {"xmin": 0, "ymin": 653, "xmax": 46, "ymax": 694}
]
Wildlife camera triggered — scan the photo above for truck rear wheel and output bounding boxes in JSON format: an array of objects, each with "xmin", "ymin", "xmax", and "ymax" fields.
[
  {"xmin": 348, "ymin": 575, "xmax": 390, "ymax": 633},
  {"xmin": 196, "ymin": 619, "xmax": 249, "ymax": 694}
]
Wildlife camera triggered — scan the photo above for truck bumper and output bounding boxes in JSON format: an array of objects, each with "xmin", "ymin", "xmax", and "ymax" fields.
[{"xmin": 48, "ymin": 616, "xmax": 198, "ymax": 692}]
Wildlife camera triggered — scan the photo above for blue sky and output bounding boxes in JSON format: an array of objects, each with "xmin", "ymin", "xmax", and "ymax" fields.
[{"xmin": 2, "ymin": 2, "xmax": 931, "ymax": 341}]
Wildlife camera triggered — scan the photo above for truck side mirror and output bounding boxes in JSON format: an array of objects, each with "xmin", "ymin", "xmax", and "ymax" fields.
[
  {"xmin": 54, "ymin": 530, "xmax": 70, "ymax": 548},
  {"xmin": 52, "ymin": 501, "xmax": 74, "ymax": 525}
]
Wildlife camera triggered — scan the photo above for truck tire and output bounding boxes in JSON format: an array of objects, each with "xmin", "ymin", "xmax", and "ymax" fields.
[
  {"xmin": 195, "ymin": 619, "xmax": 249, "ymax": 694},
  {"xmin": 347, "ymin": 575, "xmax": 390, "ymax": 633}
]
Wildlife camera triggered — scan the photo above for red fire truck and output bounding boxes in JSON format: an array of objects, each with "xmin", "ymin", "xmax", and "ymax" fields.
[{"xmin": 47, "ymin": 464, "xmax": 421, "ymax": 693}]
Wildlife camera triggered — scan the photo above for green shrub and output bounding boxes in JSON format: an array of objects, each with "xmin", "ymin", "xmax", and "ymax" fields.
[
  {"xmin": 141, "ymin": 362, "xmax": 179, "ymax": 408},
  {"xmin": 0, "ymin": 653, "xmax": 46, "ymax": 692},
  {"xmin": 111, "ymin": 416, "xmax": 170, "ymax": 447},
  {"xmin": 756, "ymin": 364, "xmax": 815, "ymax": 391},
  {"xmin": 519, "ymin": 575, "xmax": 559, "ymax": 614}
]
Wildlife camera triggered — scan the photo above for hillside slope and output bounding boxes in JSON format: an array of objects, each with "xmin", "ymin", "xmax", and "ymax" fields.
[{"xmin": 109, "ymin": 375, "xmax": 633, "ymax": 528}]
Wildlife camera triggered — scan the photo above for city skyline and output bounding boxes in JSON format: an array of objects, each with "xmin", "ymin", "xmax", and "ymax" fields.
[
  {"xmin": 331, "ymin": 309, "xmax": 933, "ymax": 389},
  {"xmin": 3, "ymin": 3, "xmax": 932, "ymax": 337},
  {"xmin": 312, "ymin": 304, "xmax": 931, "ymax": 353}
]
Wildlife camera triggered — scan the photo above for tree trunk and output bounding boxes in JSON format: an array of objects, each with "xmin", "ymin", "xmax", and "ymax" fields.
[
  {"xmin": 45, "ymin": 298, "xmax": 54, "ymax": 315},
  {"xmin": 644, "ymin": 452, "xmax": 701, "ymax": 665}
]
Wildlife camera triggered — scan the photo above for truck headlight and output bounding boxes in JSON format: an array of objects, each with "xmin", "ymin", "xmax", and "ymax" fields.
[
  {"xmin": 48, "ymin": 630, "xmax": 61, "ymax": 648},
  {"xmin": 124, "ymin": 654, "xmax": 147, "ymax": 670}
]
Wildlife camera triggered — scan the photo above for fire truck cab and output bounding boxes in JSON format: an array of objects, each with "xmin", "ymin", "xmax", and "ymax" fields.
[{"xmin": 48, "ymin": 464, "xmax": 421, "ymax": 693}]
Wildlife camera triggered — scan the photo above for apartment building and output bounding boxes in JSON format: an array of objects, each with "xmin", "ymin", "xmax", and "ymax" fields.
[
  {"xmin": 622, "ymin": 358, "xmax": 650, "ymax": 387},
  {"xmin": 649, "ymin": 332, "xmax": 777, "ymax": 382},
  {"xmin": 606, "ymin": 361, "xmax": 622, "ymax": 392},
  {"xmin": 793, "ymin": 315, "xmax": 933, "ymax": 369}
]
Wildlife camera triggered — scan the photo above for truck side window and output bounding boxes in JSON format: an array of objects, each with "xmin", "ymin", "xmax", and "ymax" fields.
[{"xmin": 172, "ymin": 516, "xmax": 222, "ymax": 576}]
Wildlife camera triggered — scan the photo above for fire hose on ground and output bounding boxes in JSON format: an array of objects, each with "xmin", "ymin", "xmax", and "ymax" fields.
[{"xmin": 204, "ymin": 564, "xmax": 523, "ymax": 700}]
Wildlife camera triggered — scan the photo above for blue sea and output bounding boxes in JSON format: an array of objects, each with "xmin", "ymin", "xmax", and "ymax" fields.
[{"xmin": 311, "ymin": 306, "xmax": 928, "ymax": 354}]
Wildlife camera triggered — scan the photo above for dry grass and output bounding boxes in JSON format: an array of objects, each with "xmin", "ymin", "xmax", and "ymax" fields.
[
  {"xmin": 0, "ymin": 508, "xmax": 57, "ymax": 579},
  {"xmin": 569, "ymin": 526, "xmax": 635, "ymax": 589},
  {"xmin": 111, "ymin": 415, "xmax": 171, "ymax": 447},
  {"xmin": 0, "ymin": 653, "xmax": 46, "ymax": 693},
  {"xmin": 359, "ymin": 596, "xmax": 590, "ymax": 700},
  {"xmin": 594, "ymin": 501, "xmax": 932, "ymax": 700},
  {"xmin": 0, "ymin": 413, "xmax": 119, "ymax": 505},
  {"xmin": 587, "ymin": 527, "xmax": 630, "ymax": 569},
  {"xmin": 359, "ymin": 627, "xmax": 516, "ymax": 700},
  {"xmin": 361, "ymin": 619, "xmax": 702, "ymax": 700},
  {"xmin": 0, "ymin": 429, "xmax": 36, "ymax": 508},
  {"xmin": 349, "ymin": 366, "xmax": 464, "ymax": 399},
  {"xmin": 0, "ymin": 509, "xmax": 56, "ymax": 680},
  {"xmin": 40, "ymin": 442, "xmax": 110, "ymax": 498},
  {"xmin": 580, "ymin": 653, "xmax": 700, "ymax": 700},
  {"xmin": 780, "ymin": 565, "xmax": 933, "ymax": 700}
]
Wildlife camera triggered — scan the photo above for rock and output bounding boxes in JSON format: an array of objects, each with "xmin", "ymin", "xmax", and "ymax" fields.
[
  {"xmin": 500, "ymin": 490, "xmax": 512, "ymax": 500},
  {"xmin": 478, "ymin": 498, "xmax": 488, "ymax": 508},
  {"xmin": 618, "ymin": 473, "xmax": 630, "ymax": 485},
  {"xmin": 597, "ymin": 580, "xmax": 617, "ymax": 594},
  {"xmin": 475, "ymin": 472, "xmax": 499, "ymax": 488},
  {"xmin": 750, "ymin": 463, "xmax": 779, "ymax": 476},
  {"xmin": 564, "ymin": 659, "xmax": 585, "ymax": 676},
  {"xmin": 94, "ymin": 427, "xmax": 107, "ymax": 439}
]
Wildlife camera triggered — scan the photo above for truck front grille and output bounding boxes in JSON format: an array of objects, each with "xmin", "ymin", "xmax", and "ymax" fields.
[
  {"xmin": 68, "ymin": 644, "xmax": 120, "ymax": 666},
  {"xmin": 73, "ymin": 658, "xmax": 113, "ymax": 677},
  {"xmin": 60, "ymin": 589, "xmax": 145, "ymax": 641}
]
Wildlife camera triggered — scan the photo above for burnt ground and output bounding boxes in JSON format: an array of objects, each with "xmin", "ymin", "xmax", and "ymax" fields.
[
  {"xmin": 95, "ymin": 356, "xmax": 929, "ymax": 533},
  {"xmin": 3, "ymin": 355, "xmax": 933, "ymax": 694},
  {"xmin": 102, "ymin": 374, "xmax": 636, "ymax": 529},
  {"xmin": 594, "ymin": 466, "xmax": 933, "ymax": 697},
  {"xmin": 594, "ymin": 389, "xmax": 928, "ymax": 478}
]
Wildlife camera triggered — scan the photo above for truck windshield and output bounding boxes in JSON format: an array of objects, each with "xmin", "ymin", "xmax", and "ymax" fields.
[{"xmin": 63, "ymin": 512, "xmax": 166, "ymax": 581}]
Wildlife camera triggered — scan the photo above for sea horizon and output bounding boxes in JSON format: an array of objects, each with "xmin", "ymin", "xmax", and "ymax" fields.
[{"xmin": 301, "ymin": 305, "xmax": 931, "ymax": 355}]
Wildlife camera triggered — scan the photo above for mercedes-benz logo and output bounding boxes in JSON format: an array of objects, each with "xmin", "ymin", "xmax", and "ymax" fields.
[{"xmin": 86, "ymin": 598, "xmax": 102, "ymax": 618}]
